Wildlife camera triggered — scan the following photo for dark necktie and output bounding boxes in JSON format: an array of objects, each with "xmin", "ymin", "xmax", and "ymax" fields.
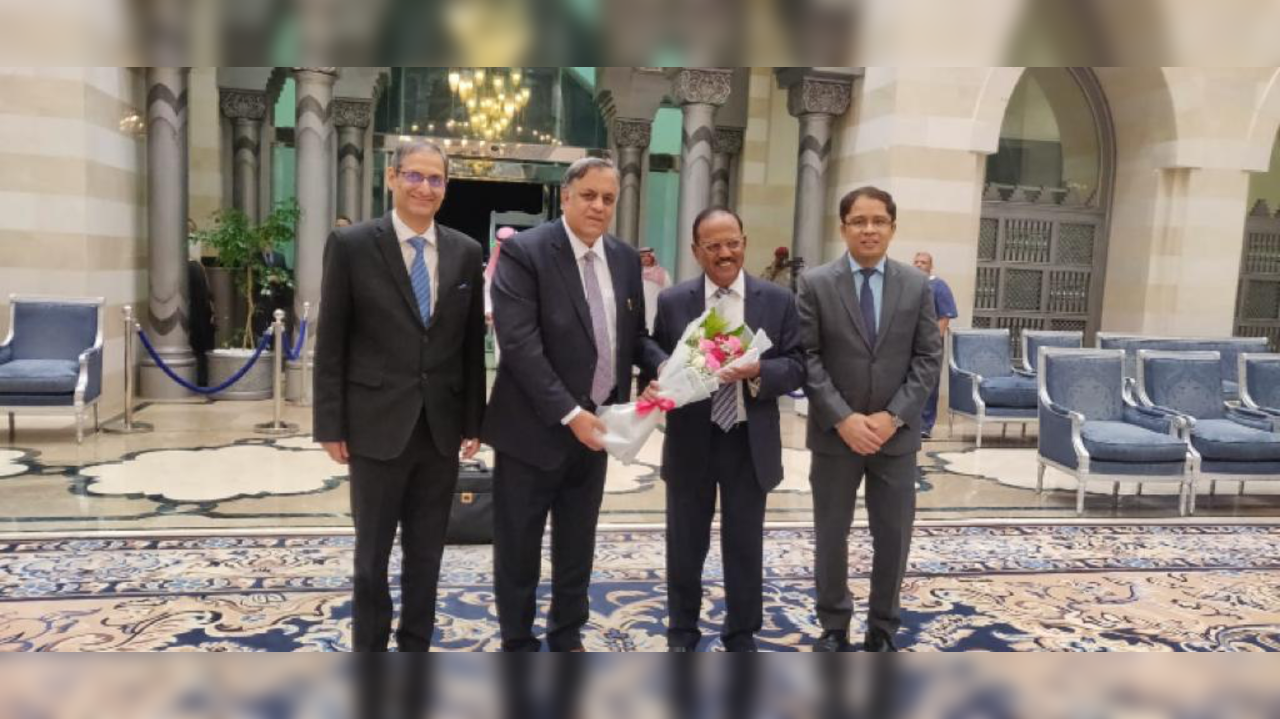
[
  {"xmin": 710, "ymin": 287, "xmax": 739, "ymax": 432},
  {"xmin": 860, "ymin": 267, "xmax": 878, "ymax": 348}
]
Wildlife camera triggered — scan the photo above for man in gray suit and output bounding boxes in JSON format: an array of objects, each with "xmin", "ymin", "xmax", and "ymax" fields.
[
  {"xmin": 314, "ymin": 140, "xmax": 486, "ymax": 652},
  {"xmin": 797, "ymin": 186, "xmax": 942, "ymax": 652}
]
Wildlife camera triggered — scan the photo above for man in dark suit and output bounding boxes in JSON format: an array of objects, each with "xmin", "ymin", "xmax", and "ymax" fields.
[
  {"xmin": 643, "ymin": 207, "xmax": 805, "ymax": 652},
  {"xmin": 314, "ymin": 140, "xmax": 486, "ymax": 652},
  {"xmin": 253, "ymin": 241, "xmax": 295, "ymax": 342},
  {"xmin": 484, "ymin": 157, "xmax": 666, "ymax": 651},
  {"xmin": 797, "ymin": 186, "xmax": 942, "ymax": 652}
]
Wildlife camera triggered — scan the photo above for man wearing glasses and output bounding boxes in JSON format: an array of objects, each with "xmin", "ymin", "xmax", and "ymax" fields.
[
  {"xmin": 641, "ymin": 207, "xmax": 805, "ymax": 651},
  {"xmin": 797, "ymin": 187, "xmax": 941, "ymax": 652},
  {"xmin": 314, "ymin": 140, "xmax": 486, "ymax": 651}
]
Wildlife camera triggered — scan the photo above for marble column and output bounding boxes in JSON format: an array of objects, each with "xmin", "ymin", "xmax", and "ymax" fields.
[
  {"xmin": 333, "ymin": 98, "xmax": 371, "ymax": 224},
  {"xmin": 613, "ymin": 118, "xmax": 652, "ymax": 247},
  {"xmin": 139, "ymin": 67, "xmax": 196, "ymax": 400},
  {"xmin": 290, "ymin": 67, "xmax": 338, "ymax": 400},
  {"xmin": 219, "ymin": 89, "xmax": 266, "ymax": 222},
  {"xmin": 784, "ymin": 74, "xmax": 852, "ymax": 271},
  {"xmin": 673, "ymin": 68, "xmax": 733, "ymax": 281},
  {"xmin": 711, "ymin": 127, "xmax": 744, "ymax": 210}
]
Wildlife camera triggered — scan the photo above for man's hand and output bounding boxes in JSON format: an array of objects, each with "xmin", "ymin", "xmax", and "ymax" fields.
[
  {"xmin": 460, "ymin": 438, "xmax": 481, "ymax": 459},
  {"xmin": 568, "ymin": 411, "xmax": 607, "ymax": 452},
  {"xmin": 640, "ymin": 381, "xmax": 662, "ymax": 403},
  {"xmin": 485, "ymin": 312, "xmax": 494, "ymax": 326},
  {"xmin": 321, "ymin": 441, "xmax": 349, "ymax": 465},
  {"xmin": 717, "ymin": 359, "xmax": 761, "ymax": 384},
  {"xmin": 836, "ymin": 414, "xmax": 884, "ymax": 456},
  {"xmin": 866, "ymin": 412, "xmax": 898, "ymax": 443}
]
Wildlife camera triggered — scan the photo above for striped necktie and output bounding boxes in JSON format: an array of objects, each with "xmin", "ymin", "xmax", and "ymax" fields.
[
  {"xmin": 407, "ymin": 236, "xmax": 432, "ymax": 325},
  {"xmin": 710, "ymin": 287, "xmax": 738, "ymax": 432}
]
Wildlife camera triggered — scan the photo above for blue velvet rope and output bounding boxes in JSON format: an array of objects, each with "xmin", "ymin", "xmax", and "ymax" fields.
[
  {"xmin": 285, "ymin": 320, "xmax": 308, "ymax": 362},
  {"xmin": 137, "ymin": 327, "xmax": 273, "ymax": 394}
]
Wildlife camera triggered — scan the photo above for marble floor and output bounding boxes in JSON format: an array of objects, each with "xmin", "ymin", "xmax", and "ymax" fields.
[{"xmin": 2, "ymin": 398, "xmax": 1279, "ymax": 536}]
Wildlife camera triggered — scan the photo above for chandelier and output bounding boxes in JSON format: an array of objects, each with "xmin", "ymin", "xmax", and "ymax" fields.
[{"xmin": 446, "ymin": 68, "xmax": 552, "ymax": 144}]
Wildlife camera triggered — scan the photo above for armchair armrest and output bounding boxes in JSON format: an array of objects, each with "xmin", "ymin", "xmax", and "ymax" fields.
[
  {"xmin": 1226, "ymin": 405, "xmax": 1275, "ymax": 432},
  {"xmin": 76, "ymin": 345, "xmax": 104, "ymax": 404},
  {"xmin": 1012, "ymin": 368, "xmax": 1036, "ymax": 379},
  {"xmin": 1123, "ymin": 404, "xmax": 1184, "ymax": 437},
  {"xmin": 1038, "ymin": 400, "xmax": 1086, "ymax": 469},
  {"xmin": 948, "ymin": 366, "xmax": 984, "ymax": 415}
]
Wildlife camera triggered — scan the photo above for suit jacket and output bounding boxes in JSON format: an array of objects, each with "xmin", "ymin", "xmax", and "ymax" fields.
[
  {"xmin": 797, "ymin": 255, "xmax": 942, "ymax": 457},
  {"xmin": 651, "ymin": 273, "xmax": 806, "ymax": 491},
  {"xmin": 312, "ymin": 213, "xmax": 486, "ymax": 461},
  {"xmin": 482, "ymin": 220, "xmax": 666, "ymax": 471}
]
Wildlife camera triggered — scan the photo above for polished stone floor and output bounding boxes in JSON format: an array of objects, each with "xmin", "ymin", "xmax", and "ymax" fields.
[{"xmin": 2, "ymin": 397, "xmax": 1279, "ymax": 536}]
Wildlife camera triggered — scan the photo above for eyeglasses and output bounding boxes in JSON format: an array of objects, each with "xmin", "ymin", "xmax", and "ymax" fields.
[
  {"xmin": 398, "ymin": 170, "xmax": 446, "ymax": 190},
  {"xmin": 843, "ymin": 217, "xmax": 893, "ymax": 231},
  {"xmin": 697, "ymin": 238, "xmax": 745, "ymax": 254}
]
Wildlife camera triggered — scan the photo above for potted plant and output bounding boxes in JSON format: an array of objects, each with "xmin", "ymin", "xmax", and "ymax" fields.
[{"xmin": 191, "ymin": 199, "xmax": 300, "ymax": 400}]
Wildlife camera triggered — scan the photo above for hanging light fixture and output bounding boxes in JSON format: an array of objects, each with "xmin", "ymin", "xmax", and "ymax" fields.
[{"xmin": 447, "ymin": 67, "xmax": 536, "ymax": 143}]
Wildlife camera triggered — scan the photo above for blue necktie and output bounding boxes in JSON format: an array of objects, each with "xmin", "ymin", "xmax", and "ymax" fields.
[
  {"xmin": 407, "ymin": 236, "xmax": 432, "ymax": 325},
  {"xmin": 859, "ymin": 267, "xmax": 878, "ymax": 348}
]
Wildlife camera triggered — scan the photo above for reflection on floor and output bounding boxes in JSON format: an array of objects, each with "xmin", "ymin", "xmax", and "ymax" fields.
[
  {"xmin": 2, "ymin": 400, "xmax": 1279, "ymax": 535},
  {"xmin": 3, "ymin": 525, "xmax": 1277, "ymax": 651}
]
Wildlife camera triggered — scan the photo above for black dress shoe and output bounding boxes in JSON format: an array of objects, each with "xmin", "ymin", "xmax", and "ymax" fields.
[
  {"xmin": 812, "ymin": 630, "xmax": 853, "ymax": 652},
  {"xmin": 668, "ymin": 645, "xmax": 694, "ymax": 652},
  {"xmin": 863, "ymin": 629, "xmax": 898, "ymax": 652}
]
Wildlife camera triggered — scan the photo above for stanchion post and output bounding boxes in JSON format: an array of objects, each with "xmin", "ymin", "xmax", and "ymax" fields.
[
  {"xmin": 298, "ymin": 301, "xmax": 312, "ymax": 407},
  {"xmin": 254, "ymin": 309, "xmax": 298, "ymax": 435},
  {"xmin": 103, "ymin": 304, "xmax": 154, "ymax": 434}
]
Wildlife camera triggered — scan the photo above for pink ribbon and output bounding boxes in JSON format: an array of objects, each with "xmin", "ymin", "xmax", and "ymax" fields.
[{"xmin": 636, "ymin": 398, "xmax": 676, "ymax": 417}]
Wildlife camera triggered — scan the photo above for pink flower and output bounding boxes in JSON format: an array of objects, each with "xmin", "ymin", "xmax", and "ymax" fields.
[
  {"xmin": 705, "ymin": 355, "xmax": 722, "ymax": 371},
  {"xmin": 723, "ymin": 336, "xmax": 743, "ymax": 354},
  {"xmin": 699, "ymin": 339, "xmax": 717, "ymax": 353},
  {"xmin": 710, "ymin": 348, "xmax": 727, "ymax": 364}
]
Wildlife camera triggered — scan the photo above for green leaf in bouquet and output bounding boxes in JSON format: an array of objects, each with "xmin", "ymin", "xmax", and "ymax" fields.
[{"xmin": 702, "ymin": 307, "xmax": 731, "ymax": 339}]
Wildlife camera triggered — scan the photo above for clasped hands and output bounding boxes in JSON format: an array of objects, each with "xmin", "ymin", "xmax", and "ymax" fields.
[
  {"xmin": 837, "ymin": 412, "xmax": 898, "ymax": 456},
  {"xmin": 637, "ymin": 359, "xmax": 760, "ymax": 404}
]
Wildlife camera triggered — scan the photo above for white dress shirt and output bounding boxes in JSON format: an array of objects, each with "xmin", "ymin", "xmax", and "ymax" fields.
[
  {"xmin": 705, "ymin": 271, "xmax": 748, "ymax": 423},
  {"xmin": 391, "ymin": 209, "xmax": 440, "ymax": 317},
  {"xmin": 562, "ymin": 218, "xmax": 618, "ymax": 424}
]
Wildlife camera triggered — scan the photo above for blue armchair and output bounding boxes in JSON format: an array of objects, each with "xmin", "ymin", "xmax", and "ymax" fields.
[
  {"xmin": 1020, "ymin": 330, "xmax": 1084, "ymax": 374},
  {"xmin": 1037, "ymin": 348, "xmax": 1195, "ymax": 516},
  {"xmin": 1137, "ymin": 350, "xmax": 1280, "ymax": 512},
  {"xmin": 0, "ymin": 296, "xmax": 104, "ymax": 444},
  {"xmin": 1239, "ymin": 353, "xmax": 1280, "ymax": 431},
  {"xmin": 948, "ymin": 329, "xmax": 1038, "ymax": 447}
]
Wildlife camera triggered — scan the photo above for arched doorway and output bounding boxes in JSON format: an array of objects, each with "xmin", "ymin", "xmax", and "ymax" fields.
[
  {"xmin": 975, "ymin": 67, "xmax": 1115, "ymax": 359},
  {"xmin": 1236, "ymin": 128, "xmax": 1280, "ymax": 349}
]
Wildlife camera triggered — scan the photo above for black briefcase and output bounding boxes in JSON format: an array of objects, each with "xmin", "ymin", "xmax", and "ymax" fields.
[{"xmin": 445, "ymin": 459, "xmax": 494, "ymax": 545}]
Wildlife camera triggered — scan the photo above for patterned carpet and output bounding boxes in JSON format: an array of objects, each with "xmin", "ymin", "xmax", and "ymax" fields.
[{"xmin": 2, "ymin": 525, "xmax": 1278, "ymax": 651}]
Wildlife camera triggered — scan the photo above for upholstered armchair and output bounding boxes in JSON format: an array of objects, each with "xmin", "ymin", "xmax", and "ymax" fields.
[
  {"xmin": 1137, "ymin": 350, "xmax": 1280, "ymax": 511},
  {"xmin": 1239, "ymin": 353, "xmax": 1280, "ymax": 431},
  {"xmin": 0, "ymin": 296, "xmax": 104, "ymax": 444},
  {"xmin": 948, "ymin": 329, "xmax": 1038, "ymax": 447},
  {"xmin": 1020, "ymin": 330, "xmax": 1084, "ymax": 374},
  {"xmin": 1154, "ymin": 337, "xmax": 1267, "ymax": 401},
  {"xmin": 1037, "ymin": 348, "xmax": 1195, "ymax": 516}
]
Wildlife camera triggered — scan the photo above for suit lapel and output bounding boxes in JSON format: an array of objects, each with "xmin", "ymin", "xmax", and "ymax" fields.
[
  {"xmin": 603, "ymin": 236, "xmax": 631, "ymax": 350},
  {"xmin": 549, "ymin": 222, "xmax": 596, "ymax": 344},
  {"xmin": 875, "ymin": 260, "xmax": 904, "ymax": 353},
  {"xmin": 426, "ymin": 227, "xmax": 463, "ymax": 333},
  {"xmin": 373, "ymin": 213, "xmax": 427, "ymax": 329},
  {"xmin": 833, "ymin": 255, "xmax": 875, "ymax": 351}
]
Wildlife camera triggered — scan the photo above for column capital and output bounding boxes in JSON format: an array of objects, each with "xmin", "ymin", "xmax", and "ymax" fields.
[
  {"xmin": 776, "ymin": 69, "xmax": 853, "ymax": 118},
  {"xmin": 672, "ymin": 68, "xmax": 733, "ymax": 107},
  {"xmin": 613, "ymin": 118, "xmax": 652, "ymax": 149},
  {"xmin": 333, "ymin": 98, "xmax": 373, "ymax": 129},
  {"xmin": 291, "ymin": 67, "xmax": 340, "ymax": 80},
  {"xmin": 713, "ymin": 127, "xmax": 745, "ymax": 155},
  {"xmin": 219, "ymin": 89, "xmax": 267, "ymax": 121}
]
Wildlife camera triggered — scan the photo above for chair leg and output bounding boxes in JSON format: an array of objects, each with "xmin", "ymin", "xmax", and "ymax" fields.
[
  {"xmin": 1210, "ymin": 480, "xmax": 1217, "ymax": 498},
  {"xmin": 1036, "ymin": 463, "xmax": 1046, "ymax": 494},
  {"xmin": 1021, "ymin": 424, "xmax": 1027, "ymax": 439},
  {"xmin": 1178, "ymin": 483, "xmax": 1188, "ymax": 517},
  {"xmin": 6, "ymin": 413, "xmax": 12, "ymax": 443},
  {"xmin": 76, "ymin": 413, "xmax": 84, "ymax": 445},
  {"xmin": 1077, "ymin": 480, "xmax": 1087, "ymax": 516},
  {"xmin": 93, "ymin": 405, "xmax": 99, "ymax": 433},
  {"xmin": 975, "ymin": 418, "xmax": 983, "ymax": 449},
  {"xmin": 1112, "ymin": 482, "xmax": 1120, "ymax": 506},
  {"xmin": 1238, "ymin": 481, "xmax": 1246, "ymax": 496},
  {"xmin": 947, "ymin": 411, "xmax": 953, "ymax": 438},
  {"xmin": 1136, "ymin": 483, "xmax": 1144, "ymax": 497},
  {"xmin": 1001, "ymin": 424, "xmax": 1008, "ymax": 439}
]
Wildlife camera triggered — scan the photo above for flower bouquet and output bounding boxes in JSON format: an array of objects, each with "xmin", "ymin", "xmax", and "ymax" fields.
[{"xmin": 599, "ymin": 307, "xmax": 773, "ymax": 463}]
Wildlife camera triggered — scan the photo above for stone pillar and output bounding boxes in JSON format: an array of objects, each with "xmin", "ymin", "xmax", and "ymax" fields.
[
  {"xmin": 139, "ymin": 67, "xmax": 196, "ymax": 400},
  {"xmin": 333, "ymin": 98, "xmax": 371, "ymax": 224},
  {"xmin": 781, "ymin": 73, "xmax": 852, "ymax": 272},
  {"xmin": 219, "ymin": 89, "xmax": 266, "ymax": 222},
  {"xmin": 290, "ymin": 67, "xmax": 338, "ymax": 399},
  {"xmin": 711, "ymin": 127, "xmax": 744, "ymax": 210},
  {"xmin": 613, "ymin": 118, "xmax": 652, "ymax": 247},
  {"xmin": 673, "ymin": 68, "xmax": 733, "ymax": 281}
]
